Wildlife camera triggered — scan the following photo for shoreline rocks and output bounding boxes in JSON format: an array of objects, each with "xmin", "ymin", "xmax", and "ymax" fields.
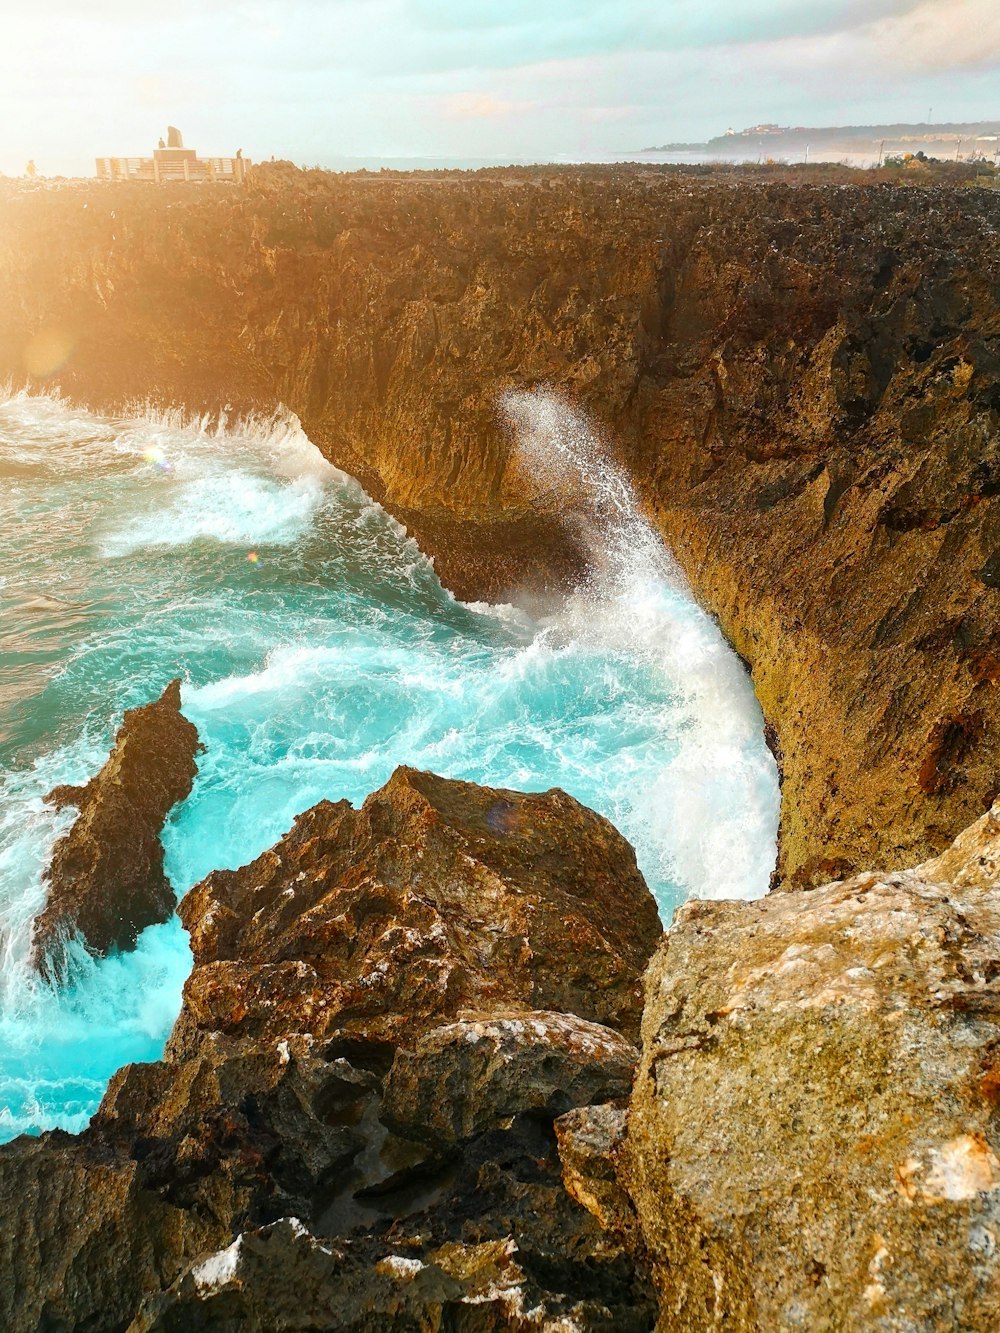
[
  {"xmin": 172, "ymin": 767, "xmax": 661, "ymax": 1056},
  {"xmin": 31, "ymin": 679, "xmax": 202, "ymax": 977},
  {"xmin": 2, "ymin": 170, "xmax": 998, "ymax": 887},
  {"xmin": 5, "ymin": 761, "xmax": 1000, "ymax": 1328},
  {"xmin": 0, "ymin": 769, "xmax": 662, "ymax": 1331}
]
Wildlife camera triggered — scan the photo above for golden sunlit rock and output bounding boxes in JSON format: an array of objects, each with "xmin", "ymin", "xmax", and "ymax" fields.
[{"xmin": 624, "ymin": 802, "xmax": 1000, "ymax": 1329}]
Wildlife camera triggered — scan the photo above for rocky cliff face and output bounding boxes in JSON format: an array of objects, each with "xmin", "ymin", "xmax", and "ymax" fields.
[
  {"xmin": 0, "ymin": 769, "xmax": 661, "ymax": 1331},
  {"xmin": 1, "ymin": 167, "xmax": 996, "ymax": 885},
  {"xmin": 632, "ymin": 185, "xmax": 1000, "ymax": 890},
  {"xmin": 3, "ymin": 169, "xmax": 1000, "ymax": 1328}
]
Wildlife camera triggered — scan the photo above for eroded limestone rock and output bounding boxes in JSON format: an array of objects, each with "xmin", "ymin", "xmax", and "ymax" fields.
[
  {"xmin": 0, "ymin": 769, "xmax": 660, "ymax": 1332},
  {"xmin": 172, "ymin": 765, "xmax": 661, "ymax": 1056},
  {"xmin": 381, "ymin": 1009, "xmax": 638, "ymax": 1147},
  {"xmin": 131, "ymin": 1218, "xmax": 649, "ymax": 1332},
  {"xmin": 623, "ymin": 801, "xmax": 1000, "ymax": 1331},
  {"xmin": 31, "ymin": 679, "xmax": 201, "ymax": 977},
  {"xmin": 556, "ymin": 1103, "xmax": 638, "ymax": 1241}
]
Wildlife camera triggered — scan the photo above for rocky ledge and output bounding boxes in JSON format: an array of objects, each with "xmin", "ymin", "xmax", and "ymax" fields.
[
  {"xmin": 11, "ymin": 767, "xmax": 1000, "ymax": 1327},
  {"xmin": 10, "ymin": 759, "xmax": 1000, "ymax": 1328},
  {"xmin": 31, "ymin": 679, "xmax": 201, "ymax": 977},
  {"xmin": 2, "ymin": 768, "xmax": 661, "ymax": 1331}
]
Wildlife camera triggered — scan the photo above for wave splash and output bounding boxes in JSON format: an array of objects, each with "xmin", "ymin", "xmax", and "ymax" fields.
[
  {"xmin": 98, "ymin": 407, "xmax": 349, "ymax": 556},
  {"xmin": 502, "ymin": 389, "xmax": 779, "ymax": 900}
]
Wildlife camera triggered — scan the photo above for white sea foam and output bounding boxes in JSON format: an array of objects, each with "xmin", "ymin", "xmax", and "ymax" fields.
[
  {"xmin": 102, "ymin": 470, "xmax": 323, "ymax": 555},
  {"xmin": 99, "ymin": 407, "xmax": 351, "ymax": 556},
  {"xmin": 501, "ymin": 389, "xmax": 779, "ymax": 900}
]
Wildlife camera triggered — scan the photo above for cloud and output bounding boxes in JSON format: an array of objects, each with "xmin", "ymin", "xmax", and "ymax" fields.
[
  {"xmin": 10, "ymin": 1, "xmax": 930, "ymax": 78},
  {"xmin": 863, "ymin": 0, "xmax": 1000, "ymax": 71},
  {"xmin": 440, "ymin": 92, "xmax": 539, "ymax": 119},
  {"xmin": 355, "ymin": 1, "xmax": 927, "ymax": 77}
]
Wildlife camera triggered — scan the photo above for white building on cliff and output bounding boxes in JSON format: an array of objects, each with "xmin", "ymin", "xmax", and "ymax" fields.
[{"xmin": 96, "ymin": 127, "xmax": 248, "ymax": 184}]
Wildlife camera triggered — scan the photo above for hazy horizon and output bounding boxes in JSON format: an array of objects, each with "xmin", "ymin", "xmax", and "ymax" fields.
[{"xmin": 2, "ymin": 0, "xmax": 999, "ymax": 177}]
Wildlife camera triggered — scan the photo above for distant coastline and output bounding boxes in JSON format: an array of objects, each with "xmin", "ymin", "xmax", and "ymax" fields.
[{"xmin": 641, "ymin": 118, "xmax": 1000, "ymax": 165}]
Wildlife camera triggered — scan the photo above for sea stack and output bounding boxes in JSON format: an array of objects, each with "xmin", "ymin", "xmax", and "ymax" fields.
[{"xmin": 31, "ymin": 679, "xmax": 201, "ymax": 978}]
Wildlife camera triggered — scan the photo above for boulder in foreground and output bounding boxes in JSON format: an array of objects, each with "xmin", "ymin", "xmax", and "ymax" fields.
[
  {"xmin": 624, "ymin": 801, "xmax": 1000, "ymax": 1331},
  {"xmin": 173, "ymin": 765, "xmax": 661, "ymax": 1053},
  {"xmin": 31, "ymin": 678, "xmax": 201, "ymax": 977}
]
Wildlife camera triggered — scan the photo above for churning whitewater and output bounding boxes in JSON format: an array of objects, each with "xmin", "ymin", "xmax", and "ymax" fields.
[{"xmin": 0, "ymin": 388, "xmax": 779, "ymax": 1140}]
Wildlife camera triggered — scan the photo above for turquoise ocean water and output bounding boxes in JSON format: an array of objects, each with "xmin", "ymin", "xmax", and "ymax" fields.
[{"xmin": 0, "ymin": 387, "xmax": 779, "ymax": 1140}]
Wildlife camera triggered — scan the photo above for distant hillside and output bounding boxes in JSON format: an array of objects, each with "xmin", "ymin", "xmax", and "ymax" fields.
[{"xmin": 643, "ymin": 120, "xmax": 1000, "ymax": 163}]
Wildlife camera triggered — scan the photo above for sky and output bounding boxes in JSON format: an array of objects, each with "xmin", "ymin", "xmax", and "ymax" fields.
[{"xmin": 0, "ymin": 0, "xmax": 998, "ymax": 175}]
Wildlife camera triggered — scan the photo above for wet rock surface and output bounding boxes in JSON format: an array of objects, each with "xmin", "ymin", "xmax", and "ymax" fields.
[
  {"xmin": 0, "ymin": 769, "xmax": 660, "ymax": 1331},
  {"xmin": 31, "ymin": 679, "xmax": 201, "ymax": 976},
  {"xmin": 624, "ymin": 802, "xmax": 1000, "ymax": 1331}
]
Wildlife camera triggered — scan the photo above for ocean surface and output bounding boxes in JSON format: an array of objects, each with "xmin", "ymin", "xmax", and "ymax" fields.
[
  {"xmin": 315, "ymin": 149, "xmax": 879, "ymax": 170},
  {"xmin": 0, "ymin": 387, "xmax": 779, "ymax": 1140}
]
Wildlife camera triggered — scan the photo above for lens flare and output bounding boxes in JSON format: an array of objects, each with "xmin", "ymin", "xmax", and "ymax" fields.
[
  {"xmin": 246, "ymin": 550, "xmax": 259, "ymax": 564},
  {"xmin": 142, "ymin": 445, "xmax": 172, "ymax": 471}
]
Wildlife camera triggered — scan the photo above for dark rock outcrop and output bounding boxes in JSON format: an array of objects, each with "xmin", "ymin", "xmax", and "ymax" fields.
[
  {"xmin": 7, "ymin": 759, "xmax": 1000, "ymax": 1328},
  {"xmin": 2, "ymin": 169, "xmax": 999, "ymax": 889},
  {"xmin": 0, "ymin": 769, "xmax": 661, "ymax": 1331},
  {"xmin": 623, "ymin": 802, "xmax": 1000, "ymax": 1330},
  {"xmin": 31, "ymin": 679, "xmax": 201, "ymax": 976}
]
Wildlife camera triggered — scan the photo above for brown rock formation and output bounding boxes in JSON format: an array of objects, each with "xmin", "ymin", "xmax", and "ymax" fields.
[
  {"xmin": 555, "ymin": 1103, "xmax": 637, "ymax": 1241},
  {"xmin": 0, "ymin": 769, "xmax": 661, "ymax": 1331},
  {"xmin": 31, "ymin": 679, "xmax": 201, "ymax": 976},
  {"xmin": 5, "ymin": 166, "xmax": 1000, "ymax": 1322},
  {"xmin": 1, "ymin": 168, "xmax": 997, "ymax": 885},
  {"xmin": 380, "ymin": 1009, "xmax": 638, "ymax": 1148},
  {"xmin": 8, "ymin": 754, "xmax": 1000, "ymax": 1327},
  {"xmin": 173, "ymin": 766, "xmax": 660, "ymax": 1053},
  {"xmin": 623, "ymin": 802, "xmax": 1000, "ymax": 1330},
  {"xmin": 14, "ymin": 765, "xmax": 1000, "ymax": 1329}
]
